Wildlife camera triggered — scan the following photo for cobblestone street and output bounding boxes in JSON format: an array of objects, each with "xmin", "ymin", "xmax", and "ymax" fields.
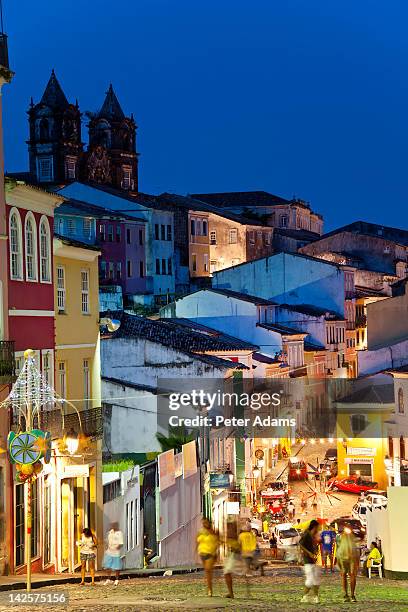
[{"xmin": 0, "ymin": 570, "xmax": 407, "ymax": 612}]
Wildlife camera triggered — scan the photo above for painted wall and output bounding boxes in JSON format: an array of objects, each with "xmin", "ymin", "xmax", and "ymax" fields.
[
  {"xmin": 358, "ymin": 337, "xmax": 408, "ymax": 376},
  {"xmin": 212, "ymin": 252, "xmax": 345, "ymax": 316},
  {"xmin": 102, "ymin": 379, "xmax": 161, "ymax": 454},
  {"xmin": 367, "ymin": 286, "xmax": 408, "ymax": 350}
]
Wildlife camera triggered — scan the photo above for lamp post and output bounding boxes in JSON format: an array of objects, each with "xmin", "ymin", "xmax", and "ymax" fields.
[{"xmin": 1, "ymin": 349, "xmax": 83, "ymax": 591}]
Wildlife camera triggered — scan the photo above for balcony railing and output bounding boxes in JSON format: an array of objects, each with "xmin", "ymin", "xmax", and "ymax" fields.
[{"xmin": 0, "ymin": 341, "xmax": 15, "ymax": 382}]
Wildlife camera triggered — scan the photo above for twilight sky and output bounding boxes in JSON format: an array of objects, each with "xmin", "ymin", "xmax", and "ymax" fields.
[{"xmin": 4, "ymin": 0, "xmax": 408, "ymax": 231}]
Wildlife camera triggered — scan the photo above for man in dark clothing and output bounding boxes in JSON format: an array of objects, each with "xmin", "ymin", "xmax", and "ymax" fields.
[{"xmin": 299, "ymin": 519, "xmax": 321, "ymax": 604}]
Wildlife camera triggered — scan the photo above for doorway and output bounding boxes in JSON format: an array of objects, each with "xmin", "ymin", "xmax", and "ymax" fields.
[{"xmin": 60, "ymin": 477, "xmax": 88, "ymax": 572}]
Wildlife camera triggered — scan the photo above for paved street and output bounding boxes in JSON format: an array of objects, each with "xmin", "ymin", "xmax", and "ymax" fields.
[{"xmin": 0, "ymin": 570, "xmax": 407, "ymax": 611}]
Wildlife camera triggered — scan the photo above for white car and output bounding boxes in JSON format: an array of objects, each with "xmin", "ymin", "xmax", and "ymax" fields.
[
  {"xmin": 365, "ymin": 492, "xmax": 387, "ymax": 508},
  {"xmin": 352, "ymin": 495, "xmax": 387, "ymax": 527},
  {"xmin": 352, "ymin": 502, "xmax": 368, "ymax": 526},
  {"xmin": 273, "ymin": 522, "xmax": 301, "ymax": 560}
]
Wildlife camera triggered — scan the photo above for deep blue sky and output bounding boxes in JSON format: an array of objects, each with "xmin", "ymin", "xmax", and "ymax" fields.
[{"xmin": 4, "ymin": 0, "xmax": 408, "ymax": 230}]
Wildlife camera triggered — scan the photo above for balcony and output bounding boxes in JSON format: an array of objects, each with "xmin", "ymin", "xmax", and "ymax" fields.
[{"xmin": 0, "ymin": 341, "xmax": 15, "ymax": 383}]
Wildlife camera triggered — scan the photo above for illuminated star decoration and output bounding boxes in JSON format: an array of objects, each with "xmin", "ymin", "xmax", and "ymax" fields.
[{"xmin": 303, "ymin": 464, "xmax": 342, "ymax": 507}]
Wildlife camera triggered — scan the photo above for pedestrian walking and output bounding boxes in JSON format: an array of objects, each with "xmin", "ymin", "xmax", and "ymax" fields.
[
  {"xmin": 223, "ymin": 522, "xmax": 241, "ymax": 599},
  {"xmin": 287, "ymin": 499, "xmax": 296, "ymax": 521},
  {"xmin": 300, "ymin": 491, "xmax": 308, "ymax": 514},
  {"xmin": 103, "ymin": 522, "xmax": 124, "ymax": 586},
  {"xmin": 196, "ymin": 518, "xmax": 219, "ymax": 597},
  {"xmin": 335, "ymin": 526, "xmax": 360, "ymax": 603},
  {"xmin": 77, "ymin": 527, "xmax": 97, "ymax": 586},
  {"xmin": 269, "ymin": 532, "xmax": 277, "ymax": 559},
  {"xmin": 299, "ymin": 519, "xmax": 321, "ymax": 604},
  {"xmin": 238, "ymin": 526, "xmax": 257, "ymax": 596},
  {"xmin": 320, "ymin": 523, "xmax": 336, "ymax": 573}
]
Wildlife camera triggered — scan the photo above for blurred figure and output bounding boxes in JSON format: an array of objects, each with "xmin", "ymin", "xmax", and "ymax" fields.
[
  {"xmin": 223, "ymin": 522, "xmax": 241, "ymax": 599},
  {"xmin": 320, "ymin": 523, "xmax": 336, "ymax": 573},
  {"xmin": 143, "ymin": 534, "xmax": 154, "ymax": 567},
  {"xmin": 287, "ymin": 499, "xmax": 295, "ymax": 521},
  {"xmin": 299, "ymin": 519, "xmax": 321, "ymax": 604},
  {"xmin": 77, "ymin": 527, "xmax": 97, "ymax": 586},
  {"xmin": 103, "ymin": 522, "xmax": 124, "ymax": 586},
  {"xmin": 197, "ymin": 518, "xmax": 219, "ymax": 597},
  {"xmin": 336, "ymin": 527, "xmax": 360, "ymax": 603},
  {"xmin": 269, "ymin": 532, "xmax": 277, "ymax": 559},
  {"xmin": 238, "ymin": 525, "xmax": 257, "ymax": 573}
]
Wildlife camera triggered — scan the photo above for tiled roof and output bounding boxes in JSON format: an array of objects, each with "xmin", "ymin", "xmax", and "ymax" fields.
[
  {"xmin": 256, "ymin": 322, "xmax": 306, "ymax": 336},
  {"xmin": 56, "ymin": 197, "xmax": 146, "ymax": 223},
  {"xmin": 158, "ymin": 192, "xmax": 264, "ymax": 226},
  {"xmin": 191, "ymin": 191, "xmax": 290, "ymax": 208},
  {"xmin": 278, "ymin": 303, "xmax": 344, "ymax": 320},
  {"xmin": 274, "ymin": 227, "xmax": 321, "ymax": 241},
  {"xmin": 101, "ymin": 376, "xmax": 157, "ymax": 394},
  {"xmin": 54, "ymin": 233, "xmax": 101, "ymax": 251},
  {"xmin": 107, "ymin": 312, "xmax": 249, "ymax": 368},
  {"xmin": 163, "ymin": 318, "xmax": 259, "ymax": 350},
  {"xmin": 317, "ymin": 221, "xmax": 408, "ymax": 247},
  {"xmin": 252, "ymin": 352, "xmax": 281, "ymax": 364},
  {"xmin": 338, "ymin": 384, "xmax": 394, "ymax": 405},
  {"xmin": 203, "ymin": 288, "xmax": 276, "ymax": 306},
  {"xmin": 304, "ymin": 341, "xmax": 326, "ymax": 352},
  {"xmin": 354, "ymin": 285, "xmax": 388, "ymax": 299}
]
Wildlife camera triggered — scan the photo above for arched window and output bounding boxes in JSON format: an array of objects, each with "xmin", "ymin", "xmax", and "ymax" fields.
[
  {"xmin": 39, "ymin": 216, "xmax": 51, "ymax": 283},
  {"xmin": 9, "ymin": 208, "xmax": 23, "ymax": 280},
  {"xmin": 39, "ymin": 118, "xmax": 49, "ymax": 140},
  {"xmin": 398, "ymin": 388, "xmax": 405, "ymax": 414},
  {"xmin": 25, "ymin": 212, "xmax": 37, "ymax": 281}
]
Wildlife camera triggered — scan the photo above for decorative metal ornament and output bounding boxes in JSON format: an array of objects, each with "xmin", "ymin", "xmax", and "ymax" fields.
[{"xmin": 8, "ymin": 432, "xmax": 41, "ymax": 465}]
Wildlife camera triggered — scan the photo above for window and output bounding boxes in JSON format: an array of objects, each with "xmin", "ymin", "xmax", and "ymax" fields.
[
  {"xmin": 127, "ymin": 228, "xmax": 132, "ymax": 244},
  {"xmin": 39, "ymin": 217, "xmax": 51, "ymax": 282},
  {"xmin": 57, "ymin": 266, "xmax": 65, "ymax": 312},
  {"xmin": 156, "ymin": 259, "xmax": 161, "ymax": 274},
  {"xmin": 202, "ymin": 220, "xmax": 208, "ymax": 236},
  {"xmin": 280, "ymin": 215, "xmax": 288, "ymax": 228},
  {"xmin": 122, "ymin": 166, "xmax": 132, "ymax": 190},
  {"xmin": 57, "ymin": 218, "xmax": 64, "ymax": 234},
  {"xmin": 210, "ymin": 230, "xmax": 217, "ymax": 245},
  {"xmin": 108, "ymin": 225, "xmax": 114, "ymax": 242},
  {"xmin": 398, "ymin": 388, "xmax": 405, "ymax": 414},
  {"xmin": 350, "ymin": 414, "xmax": 367, "ymax": 435},
  {"xmin": 192, "ymin": 254, "xmax": 197, "ymax": 272},
  {"xmin": 190, "ymin": 219, "xmax": 196, "ymax": 236},
  {"xmin": 9, "ymin": 209, "xmax": 23, "ymax": 280},
  {"xmin": 83, "ymin": 359, "xmax": 90, "ymax": 411},
  {"xmin": 265, "ymin": 232, "xmax": 271, "ymax": 245},
  {"xmin": 37, "ymin": 156, "xmax": 53, "ymax": 182},
  {"xmin": 15, "ymin": 484, "xmax": 25, "ymax": 566},
  {"xmin": 83, "ymin": 218, "xmax": 92, "ymax": 240},
  {"xmin": 108, "ymin": 262, "xmax": 114, "ymax": 280},
  {"xmin": 203, "ymin": 254, "xmax": 208, "ymax": 272},
  {"xmin": 257, "ymin": 231, "xmax": 262, "ymax": 242},
  {"xmin": 139, "ymin": 261, "xmax": 144, "ymax": 277},
  {"xmin": 42, "ymin": 350, "xmax": 54, "ymax": 395},
  {"xmin": 126, "ymin": 500, "xmax": 137, "ymax": 551},
  {"xmin": 161, "ymin": 224, "xmax": 166, "ymax": 240},
  {"xmin": 81, "ymin": 270, "xmax": 90, "ymax": 314},
  {"xmin": 127, "ymin": 260, "xmax": 132, "ymax": 278},
  {"xmin": 155, "ymin": 224, "xmax": 160, "ymax": 240},
  {"xmin": 139, "ymin": 229, "xmax": 143, "ymax": 245},
  {"xmin": 100, "ymin": 224, "xmax": 106, "ymax": 241},
  {"xmin": 100, "ymin": 261, "xmax": 107, "ymax": 279},
  {"xmin": 116, "ymin": 262, "xmax": 122, "ymax": 280},
  {"xmin": 58, "ymin": 362, "xmax": 66, "ymax": 400},
  {"xmin": 43, "ymin": 478, "xmax": 51, "ymax": 566},
  {"xmin": 210, "ymin": 260, "xmax": 217, "ymax": 273},
  {"xmin": 161, "ymin": 258, "xmax": 166, "ymax": 275},
  {"xmin": 116, "ymin": 226, "xmax": 121, "ymax": 242},
  {"xmin": 25, "ymin": 213, "xmax": 37, "ymax": 281},
  {"xmin": 103, "ymin": 479, "xmax": 121, "ymax": 503},
  {"xmin": 248, "ymin": 230, "xmax": 255, "ymax": 245},
  {"xmin": 31, "ymin": 479, "xmax": 39, "ymax": 558},
  {"xmin": 65, "ymin": 157, "xmax": 76, "ymax": 180},
  {"xmin": 166, "ymin": 224, "xmax": 172, "ymax": 241},
  {"xmin": 168, "ymin": 258, "xmax": 172, "ymax": 275},
  {"xmin": 229, "ymin": 229, "xmax": 238, "ymax": 244},
  {"xmin": 196, "ymin": 219, "xmax": 202, "ymax": 236},
  {"xmin": 66, "ymin": 218, "xmax": 75, "ymax": 236}
]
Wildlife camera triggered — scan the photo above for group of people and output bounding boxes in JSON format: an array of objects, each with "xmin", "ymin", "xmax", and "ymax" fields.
[
  {"xmin": 300, "ymin": 519, "xmax": 382, "ymax": 604},
  {"xmin": 197, "ymin": 516, "xmax": 382, "ymax": 604},
  {"xmin": 77, "ymin": 522, "xmax": 124, "ymax": 586},
  {"xmin": 197, "ymin": 518, "xmax": 260, "ymax": 599}
]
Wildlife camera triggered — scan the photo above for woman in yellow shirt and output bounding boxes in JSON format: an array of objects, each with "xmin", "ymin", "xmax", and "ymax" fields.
[
  {"xmin": 366, "ymin": 541, "xmax": 382, "ymax": 568},
  {"xmin": 196, "ymin": 518, "xmax": 219, "ymax": 596}
]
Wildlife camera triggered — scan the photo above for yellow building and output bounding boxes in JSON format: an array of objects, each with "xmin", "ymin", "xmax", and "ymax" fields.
[
  {"xmin": 52, "ymin": 235, "xmax": 103, "ymax": 572},
  {"xmin": 335, "ymin": 383, "xmax": 394, "ymax": 489}
]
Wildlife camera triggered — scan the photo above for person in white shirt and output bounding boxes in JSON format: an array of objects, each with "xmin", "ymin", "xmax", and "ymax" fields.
[{"xmin": 103, "ymin": 522, "xmax": 124, "ymax": 586}]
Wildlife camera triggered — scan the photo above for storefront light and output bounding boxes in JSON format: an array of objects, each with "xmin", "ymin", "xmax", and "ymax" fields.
[
  {"xmin": 65, "ymin": 428, "xmax": 79, "ymax": 455},
  {"xmin": 253, "ymin": 466, "xmax": 260, "ymax": 478},
  {"xmin": 257, "ymin": 459, "xmax": 265, "ymax": 468}
]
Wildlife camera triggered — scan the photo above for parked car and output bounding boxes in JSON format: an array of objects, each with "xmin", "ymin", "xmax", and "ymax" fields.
[
  {"xmin": 365, "ymin": 490, "xmax": 387, "ymax": 506},
  {"xmin": 352, "ymin": 502, "xmax": 368, "ymax": 526},
  {"xmin": 328, "ymin": 474, "xmax": 377, "ymax": 494},
  {"xmin": 329, "ymin": 517, "xmax": 366, "ymax": 540},
  {"xmin": 325, "ymin": 448, "xmax": 338, "ymax": 462},
  {"xmin": 273, "ymin": 522, "xmax": 301, "ymax": 560},
  {"xmin": 352, "ymin": 494, "xmax": 388, "ymax": 526},
  {"xmin": 312, "ymin": 460, "xmax": 337, "ymax": 480},
  {"xmin": 288, "ymin": 458, "xmax": 308, "ymax": 481}
]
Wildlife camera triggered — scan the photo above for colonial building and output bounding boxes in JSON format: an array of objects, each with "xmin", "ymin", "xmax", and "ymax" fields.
[
  {"xmin": 192, "ymin": 191, "xmax": 323, "ymax": 236},
  {"xmin": 53, "ymin": 233, "xmax": 103, "ymax": 572},
  {"xmin": 27, "ymin": 70, "xmax": 83, "ymax": 185},
  {"xmin": 25, "ymin": 73, "xmax": 138, "ymax": 192}
]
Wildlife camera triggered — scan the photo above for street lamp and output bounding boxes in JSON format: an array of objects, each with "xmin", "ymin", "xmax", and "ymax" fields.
[
  {"xmin": 253, "ymin": 465, "xmax": 260, "ymax": 479},
  {"xmin": 65, "ymin": 428, "xmax": 79, "ymax": 455}
]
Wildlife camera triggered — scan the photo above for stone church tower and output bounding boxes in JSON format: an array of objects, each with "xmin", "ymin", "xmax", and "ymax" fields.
[
  {"xmin": 27, "ymin": 70, "xmax": 83, "ymax": 184},
  {"xmin": 85, "ymin": 85, "xmax": 138, "ymax": 191}
]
